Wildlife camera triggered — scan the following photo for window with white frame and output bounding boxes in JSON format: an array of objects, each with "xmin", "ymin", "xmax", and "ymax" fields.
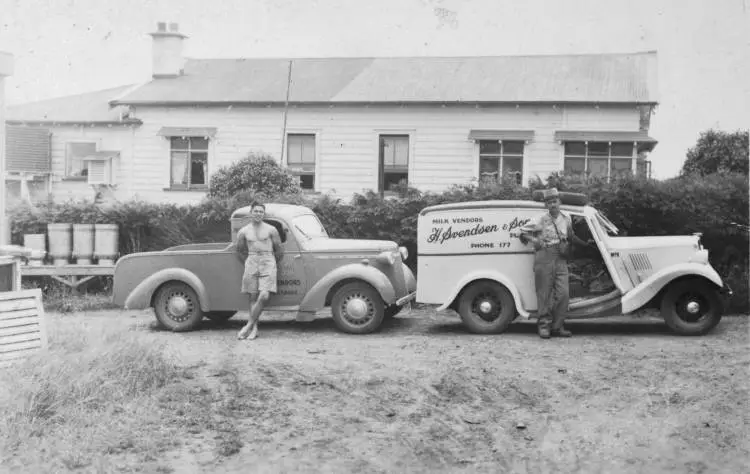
[
  {"xmin": 170, "ymin": 136, "xmax": 209, "ymax": 188},
  {"xmin": 65, "ymin": 142, "xmax": 97, "ymax": 178},
  {"xmin": 379, "ymin": 134, "xmax": 409, "ymax": 193},
  {"xmin": 478, "ymin": 140, "xmax": 524, "ymax": 185},
  {"xmin": 563, "ymin": 141, "xmax": 634, "ymax": 180},
  {"xmin": 286, "ymin": 133, "xmax": 316, "ymax": 190}
]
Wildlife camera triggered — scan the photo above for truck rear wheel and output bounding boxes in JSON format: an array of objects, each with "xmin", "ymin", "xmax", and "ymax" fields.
[
  {"xmin": 153, "ymin": 281, "xmax": 204, "ymax": 332},
  {"xmin": 331, "ymin": 282, "xmax": 385, "ymax": 334},
  {"xmin": 457, "ymin": 280, "xmax": 516, "ymax": 334},
  {"xmin": 660, "ymin": 280, "xmax": 723, "ymax": 336}
]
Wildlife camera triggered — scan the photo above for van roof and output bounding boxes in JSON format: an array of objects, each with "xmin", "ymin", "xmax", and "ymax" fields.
[{"xmin": 419, "ymin": 200, "xmax": 587, "ymax": 216}]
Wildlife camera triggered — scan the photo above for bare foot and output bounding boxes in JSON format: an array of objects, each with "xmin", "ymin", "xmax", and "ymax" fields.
[
  {"xmin": 247, "ymin": 324, "xmax": 258, "ymax": 340},
  {"xmin": 237, "ymin": 325, "xmax": 252, "ymax": 340}
]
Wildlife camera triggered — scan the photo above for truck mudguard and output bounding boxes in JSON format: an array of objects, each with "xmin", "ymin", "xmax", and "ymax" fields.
[
  {"xmin": 436, "ymin": 270, "xmax": 529, "ymax": 318},
  {"xmin": 123, "ymin": 267, "xmax": 211, "ymax": 311},
  {"xmin": 299, "ymin": 264, "xmax": 396, "ymax": 312},
  {"xmin": 620, "ymin": 263, "xmax": 724, "ymax": 314}
]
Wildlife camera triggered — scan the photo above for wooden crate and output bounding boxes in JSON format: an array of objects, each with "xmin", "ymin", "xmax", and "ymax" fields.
[{"xmin": 0, "ymin": 289, "xmax": 47, "ymax": 367}]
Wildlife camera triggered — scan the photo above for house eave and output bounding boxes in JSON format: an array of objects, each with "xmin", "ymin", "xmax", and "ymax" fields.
[
  {"xmin": 108, "ymin": 99, "xmax": 660, "ymax": 108},
  {"xmin": 5, "ymin": 119, "xmax": 142, "ymax": 126}
]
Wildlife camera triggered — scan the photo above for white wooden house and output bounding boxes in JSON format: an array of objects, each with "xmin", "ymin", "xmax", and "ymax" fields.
[{"xmin": 5, "ymin": 22, "xmax": 659, "ymax": 205}]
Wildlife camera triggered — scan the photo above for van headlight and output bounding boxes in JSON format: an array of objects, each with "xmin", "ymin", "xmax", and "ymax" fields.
[
  {"xmin": 376, "ymin": 251, "xmax": 396, "ymax": 266},
  {"xmin": 399, "ymin": 246, "xmax": 408, "ymax": 260}
]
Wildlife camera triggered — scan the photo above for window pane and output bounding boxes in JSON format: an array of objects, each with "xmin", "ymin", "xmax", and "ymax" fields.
[
  {"xmin": 564, "ymin": 157, "xmax": 585, "ymax": 174},
  {"xmin": 479, "ymin": 157, "xmax": 499, "ymax": 175},
  {"xmin": 383, "ymin": 172, "xmax": 408, "ymax": 191},
  {"xmin": 381, "ymin": 135, "xmax": 409, "ymax": 167},
  {"xmin": 611, "ymin": 142, "xmax": 633, "ymax": 157},
  {"xmin": 503, "ymin": 157, "xmax": 523, "ymax": 185},
  {"xmin": 299, "ymin": 174, "xmax": 314, "ymax": 190},
  {"xmin": 564, "ymin": 142, "xmax": 586, "ymax": 156},
  {"xmin": 588, "ymin": 142, "xmax": 609, "ymax": 156},
  {"xmin": 610, "ymin": 158, "xmax": 632, "ymax": 178},
  {"xmin": 190, "ymin": 152, "xmax": 207, "ymax": 185},
  {"xmin": 503, "ymin": 141, "xmax": 524, "ymax": 155},
  {"xmin": 589, "ymin": 158, "xmax": 608, "ymax": 176},
  {"xmin": 171, "ymin": 151, "xmax": 188, "ymax": 185},
  {"xmin": 301, "ymin": 136, "xmax": 315, "ymax": 164},
  {"xmin": 170, "ymin": 137, "xmax": 189, "ymax": 149},
  {"xmin": 190, "ymin": 137, "xmax": 209, "ymax": 150},
  {"xmin": 66, "ymin": 142, "xmax": 96, "ymax": 176},
  {"xmin": 479, "ymin": 140, "xmax": 500, "ymax": 155},
  {"xmin": 287, "ymin": 136, "xmax": 303, "ymax": 165}
]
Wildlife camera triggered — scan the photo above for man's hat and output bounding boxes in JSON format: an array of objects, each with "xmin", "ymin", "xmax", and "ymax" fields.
[{"xmin": 543, "ymin": 188, "xmax": 560, "ymax": 201}]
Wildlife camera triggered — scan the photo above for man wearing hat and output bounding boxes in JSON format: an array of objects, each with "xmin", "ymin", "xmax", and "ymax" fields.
[{"xmin": 520, "ymin": 188, "xmax": 593, "ymax": 338}]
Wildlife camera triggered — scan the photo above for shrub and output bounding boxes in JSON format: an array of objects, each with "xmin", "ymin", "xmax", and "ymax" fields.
[{"xmin": 208, "ymin": 153, "xmax": 302, "ymax": 199}]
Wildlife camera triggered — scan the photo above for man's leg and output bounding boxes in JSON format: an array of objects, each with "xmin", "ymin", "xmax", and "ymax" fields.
[
  {"xmin": 534, "ymin": 262, "xmax": 554, "ymax": 339},
  {"xmin": 551, "ymin": 260, "xmax": 572, "ymax": 337},
  {"xmin": 237, "ymin": 292, "xmax": 258, "ymax": 339},
  {"xmin": 243, "ymin": 290, "xmax": 270, "ymax": 340}
]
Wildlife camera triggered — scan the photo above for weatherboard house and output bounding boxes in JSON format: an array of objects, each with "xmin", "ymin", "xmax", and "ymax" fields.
[{"xmin": 5, "ymin": 22, "xmax": 658, "ymax": 204}]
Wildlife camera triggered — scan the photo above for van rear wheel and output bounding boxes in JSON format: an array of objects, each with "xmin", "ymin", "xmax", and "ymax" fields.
[
  {"xmin": 457, "ymin": 281, "xmax": 516, "ymax": 334},
  {"xmin": 153, "ymin": 281, "xmax": 204, "ymax": 332},
  {"xmin": 661, "ymin": 280, "xmax": 723, "ymax": 336}
]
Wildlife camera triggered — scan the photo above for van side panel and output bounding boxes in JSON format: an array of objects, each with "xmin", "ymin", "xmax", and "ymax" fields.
[{"xmin": 417, "ymin": 206, "xmax": 546, "ymax": 311}]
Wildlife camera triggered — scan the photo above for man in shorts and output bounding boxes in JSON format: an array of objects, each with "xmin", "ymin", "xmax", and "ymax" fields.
[{"xmin": 234, "ymin": 201, "xmax": 284, "ymax": 341}]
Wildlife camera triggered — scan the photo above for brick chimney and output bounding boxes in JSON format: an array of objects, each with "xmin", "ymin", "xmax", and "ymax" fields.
[{"xmin": 149, "ymin": 22, "xmax": 187, "ymax": 78}]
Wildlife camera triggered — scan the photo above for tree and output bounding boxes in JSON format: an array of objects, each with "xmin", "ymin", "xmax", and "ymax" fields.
[
  {"xmin": 208, "ymin": 153, "xmax": 302, "ymax": 199},
  {"xmin": 681, "ymin": 129, "xmax": 749, "ymax": 176}
]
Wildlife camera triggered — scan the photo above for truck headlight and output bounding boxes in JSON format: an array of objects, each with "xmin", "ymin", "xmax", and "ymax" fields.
[
  {"xmin": 399, "ymin": 246, "xmax": 409, "ymax": 260},
  {"xmin": 376, "ymin": 251, "xmax": 396, "ymax": 266}
]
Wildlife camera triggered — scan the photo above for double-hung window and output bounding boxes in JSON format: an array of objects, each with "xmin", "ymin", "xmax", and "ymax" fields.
[
  {"xmin": 478, "ymin": 140, "xmax": 524, "ymax": 185},
  {"xmin": 286, "ymin": 133, "xmax": 316, "ymax": 190}
]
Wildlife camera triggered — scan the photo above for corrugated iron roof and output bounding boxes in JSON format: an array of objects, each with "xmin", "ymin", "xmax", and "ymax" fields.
[
  {"xmin": 112, "ymin": 51, "xmax": 658, "ymax": 106},
  {"xmin": 6, "ymin": 85, "xmax": 141, "ymax": 124}
]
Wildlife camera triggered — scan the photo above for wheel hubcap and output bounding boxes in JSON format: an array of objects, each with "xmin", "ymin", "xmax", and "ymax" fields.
[
  {"xmin": 473, "ymin": 292, "xmax": 500, "ymax": 322},
  {"xmin": 686, "ymin": 301, "xmax": 701, "ymax": 314},
  {"xmin": 676, "ymin": 292, "xmax": 710, "ymax": 324},
  {"xmin": 165, "ymin": 292, "xmax": 193, "ymax": 322},
  {"xmin": 341, "ymin": 293, "xmax": 375, "ymax": 326}
]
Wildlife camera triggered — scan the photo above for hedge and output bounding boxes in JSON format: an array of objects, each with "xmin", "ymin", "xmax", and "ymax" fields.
[{"xmin": 9, "ymin": 172, "xmax": 748, "ymax": 312}]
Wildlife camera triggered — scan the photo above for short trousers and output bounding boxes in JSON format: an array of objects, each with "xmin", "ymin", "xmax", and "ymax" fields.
[{"xmin": 241, "ymin": 253, "xmax": 277, "ymax": 294}]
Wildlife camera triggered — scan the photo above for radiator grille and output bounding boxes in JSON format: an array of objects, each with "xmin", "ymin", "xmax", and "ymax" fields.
[{"xmin": 629, "ymin": 253, "xmax": 653, "ymax": 272}]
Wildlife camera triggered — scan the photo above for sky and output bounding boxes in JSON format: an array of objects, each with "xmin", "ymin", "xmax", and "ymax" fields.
[{"xmin": 1, "ymin": 0, "xmax": 748, "ymax": 178}]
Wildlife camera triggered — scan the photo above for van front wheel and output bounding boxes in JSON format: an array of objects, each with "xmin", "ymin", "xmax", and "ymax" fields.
[
  {"xmin": 457, "ymin": 281, "xmax": 516, "ymax": 334},
  {"xmin": 661, "ymin": 280, "xmax": 723, "ymax": 336}
]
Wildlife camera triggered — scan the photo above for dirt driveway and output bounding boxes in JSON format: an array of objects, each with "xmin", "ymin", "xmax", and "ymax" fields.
[{"xmin": 82, "ymin": 308, "xmax": 749, "ymax": 473}]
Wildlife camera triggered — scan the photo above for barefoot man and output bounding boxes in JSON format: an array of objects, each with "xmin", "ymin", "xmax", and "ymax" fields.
[{"xmin": 235, "ymin": 202, "xmax": 283, "ymax": 340}]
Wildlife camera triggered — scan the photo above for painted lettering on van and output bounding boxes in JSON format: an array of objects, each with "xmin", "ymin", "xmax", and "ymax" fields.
[{"xmin": 427, "ymin": 223, "xmax": 499, "ymax": 244}]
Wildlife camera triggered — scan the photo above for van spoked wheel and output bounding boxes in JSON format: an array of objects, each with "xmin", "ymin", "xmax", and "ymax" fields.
[
  {"xmin": 661, "ymin": 280, "xmax": 723, "ymax": 336},
  {"xmin": 458, "ymin": 281, "xmax": 516, "ymax": 334},
  {"xmin": 153, "ymin": 282, "xmax": 204, "ymax": 332},
  {"xmin": 331, "ymin": 282, "xmax": 385, "ymax": 334}
]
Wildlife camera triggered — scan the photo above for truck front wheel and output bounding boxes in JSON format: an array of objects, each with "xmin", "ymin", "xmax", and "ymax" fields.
[
  {"xmin": 660, "ymin": 280, "xmax": 723, "ymax": 336},
  {"xmin": 331, "ymin": 282, "xmax": 385, "ymax": 334},
  {"xmin": 153, "ymin": 281, "xmax": 204, "ymax": 332}
]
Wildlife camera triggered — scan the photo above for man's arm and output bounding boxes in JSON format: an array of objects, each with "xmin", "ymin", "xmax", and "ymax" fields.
[
  {"xmin": 519, "ymin": 216, "xmax": 544, "ymax": 250},
  {"xmin": 234, "ymin": 230, "xmax": 249, "ymax": 263},
  {"xmin": 271, "ymin": 228, "xmax": 284, "ymax": 264}
]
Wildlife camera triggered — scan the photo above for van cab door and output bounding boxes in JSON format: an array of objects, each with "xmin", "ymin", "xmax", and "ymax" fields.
[{"xmin": 264, "ymin": 218, "xmax": 309, "ymax": 307}]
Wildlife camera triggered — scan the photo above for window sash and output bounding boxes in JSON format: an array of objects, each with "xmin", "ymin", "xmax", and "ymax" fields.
[
  {"xmin": 478, "ymin": 140, "xmax": 524, "ymax": 184},
  {"xmin": 287, "ymin": 134, "xmax": 316, "ymax": 166},
  {"xmin": 379, "ymin": 135, "xmax": 410, "ymax": 192},
  {"xmin": 563, "ymin": 141, "xmax": 636, "ymax": 180},
  {"xmin": 169, "ymin": 137, "xmax": 209, "ymax": 188}
]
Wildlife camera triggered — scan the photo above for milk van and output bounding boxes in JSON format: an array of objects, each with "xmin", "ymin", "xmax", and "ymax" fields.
[{"xmin": 415, "ymin": 193, "xmax": 732, "ymax": 336}]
